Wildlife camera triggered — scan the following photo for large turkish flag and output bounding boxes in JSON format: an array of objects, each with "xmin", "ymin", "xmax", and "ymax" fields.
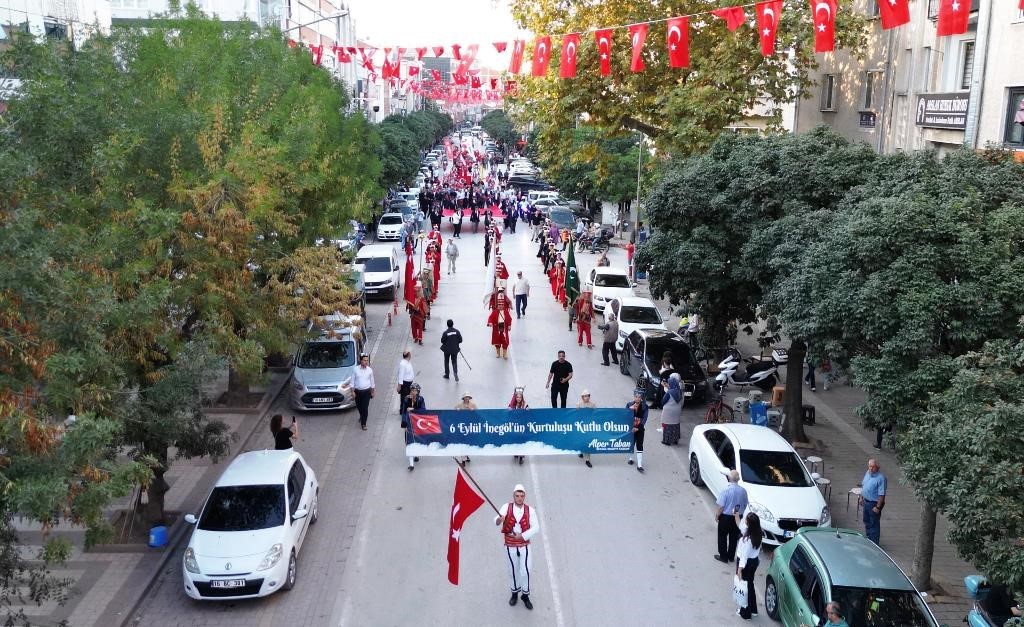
[{"xmin": 447, "ymin": 469, "xmax": 486, "ymax": 585}]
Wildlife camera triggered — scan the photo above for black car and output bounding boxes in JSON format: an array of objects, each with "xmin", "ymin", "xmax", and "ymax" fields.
[
  {"xmin": 507, "ymin": 176, "xmax": 553, "ymax": 191},
  {"xmin": 620, "ymin": 329, "xmax": 708, "ymax": 403},
  {"xmin": 548, "ymin": 208, "xmax": 576, "ymax": 231}
]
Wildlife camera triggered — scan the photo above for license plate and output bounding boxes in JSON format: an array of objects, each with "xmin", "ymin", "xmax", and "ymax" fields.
[
  {"xmin": 365, "ymin": 289, "xmax": 378, "ymax": 294},
  {"xmin": 684, "ymin": 391, "xmax": 693, "ymax": 397},
  {"xmin": 211, "ymin": 579, "xmax": 246, "ymax": 588},
  {"xmin": 784, "ymin": 530, "xmax": 795, "ymax": 538},
  {"xmin": 312, "ymin": 397, "xmax": 332, "ymax": 403}
]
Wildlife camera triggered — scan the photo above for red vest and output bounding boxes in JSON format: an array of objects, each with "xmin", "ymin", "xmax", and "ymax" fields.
[{"xmin": 501, "ymin": 503, "xmax": 531, "ymax": 547}]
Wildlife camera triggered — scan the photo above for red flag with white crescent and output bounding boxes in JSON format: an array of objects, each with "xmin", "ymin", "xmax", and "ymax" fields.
[
  {"xmin": 712, "ymin": 6, "xmax": 747, "ymax": 31},
  {"xmin": 756, "ymin": 1, "xmax": 783, "ymax": 56},
  {"xmin": 415, "ymin": 47, "xmax": 427, "ymax": 60},
  {"xmin": 447, "ymin": 469, "xmax": 485, "ymax": 586},
  {"xmin": 431, "ymin": 69, "xmax": 442, "ymax": 82},
  {"xmin": 666, "ymin": 17, "xmax": 689, "ymax": 69},
  {"xmin": 627, "ymin": 23, "xmax": 648, "ymax": 72},
  {"xmin": 594, "ymin": 29, "xmax": 613, "ymax": 76},
  {"xmin": 493, "ymin": 41, "xmax": 507, "ymax": 53},
  {"xmin": 456, "ymin": 44, "xmax": 479, "ymax": 75},
  {"xmin": 531, "ymin": 36, "xmax": 552, "ymax": 77},
  {"xmin": 432, "ymin": 46, "xmax": 445, "ymax": 57},
  {"xmin": 471, "ymin": 75, "xmax": 481, "ymax": 89},
  {"xmin": 451, "ymin": 44, "xmax": 462, "ymax": 60},
  {"xmin": 560, "ymin": 33, "xmax": 580, "ymax": 78},
  {"xmin": 408, "ymin": 65, "xmax": 420, "ymax": 77},
  {"xmin": 509, "ymin": 39, "xmax": 526, "ymax": 74},
  {"xmin": 490, "ymin": 77, "xmax": 498, "ymax": 90},
  {"xmin": 877, "ymin": 0, "xmax": 910, "ymax": 29},
  {"xmin": 309, "ymin": 44, "xmax": 323, "ymax": 65},
  {"xmin": 811, "ymin": 0, "xmax": 837, "ymax": 53},
  {"xmin": 335, "ymin": 46, "xmax": 351, "ymax": 63},
  {"xmin": 937, "ymin": 0, "xmax": 969, "ymax": 35}
]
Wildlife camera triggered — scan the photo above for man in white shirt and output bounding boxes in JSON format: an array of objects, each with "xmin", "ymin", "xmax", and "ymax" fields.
[
  {"xmin": 445, "ymin": 239, "xmax": 459, "ymax": 274},
  {"xmin": 395, "ymin": 350, "xmax": 415, "ymax": 410},
  {"xmin": 345, "ymin": 353, "xmax": 375, "ymax": 431},
  {"xmin": 494, "ymin": 484, "xmax": 540, "ymax": 610},
  {"xmin": 512, "ymin": 271, "xmax": 530, "ymax": 319}
]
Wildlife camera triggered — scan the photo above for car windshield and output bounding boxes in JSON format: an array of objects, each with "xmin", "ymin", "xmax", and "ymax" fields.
[
  {"xmin": 619, "ymin": 305, "xmax": 662, "ymax": 324},
  {"xmin": 360, "ymin": 257, "xmax": 393, "ymax": 273},
  {"xmin": 198, "ymin": 485, "xmax": 285, "ymax": 532},
  {"xmin": 739, "ymin": 450, "xmax": 813, "ymax": 487},
  {"xmin": 380, "ymin": 215, "xmax": 404, "ymax": 225},
  {"xmin": 644, "ymin": 341, "xmax": 700, "ymax": 378},
  {"xmin": 595, "ymin": 274, "xmax": 630, "ymax": 288},
  {"xmin": 550, "ymin": 211, "xmax": 575, "ymax": 227},
  {"xmin": 830, "ymin": 586, "xmax": 935, "ymax": 627},
  {"xmin": 298, "ymin": 340, "xmax": 355, "ymax": 369}
]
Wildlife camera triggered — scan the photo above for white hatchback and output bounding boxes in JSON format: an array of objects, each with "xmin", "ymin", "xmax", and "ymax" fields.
[
  {"xmin": 687, "ymin": 424, "xmax": 831, "ymax": 546},
  {"xmin": 376, "ymin": 212, "xmax": 406, "ymax": 241},
  {"xmin": 182, "ymin": 450, "xmax": 319, "ymax": 600}
]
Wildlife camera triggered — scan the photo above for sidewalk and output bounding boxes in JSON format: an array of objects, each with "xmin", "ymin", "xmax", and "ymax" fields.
[{"xmin": 629, "ymin": 276, "xmax": 974, "ymax": 625}]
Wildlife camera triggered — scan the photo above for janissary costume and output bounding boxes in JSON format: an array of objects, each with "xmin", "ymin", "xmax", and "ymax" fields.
[
  {"xmin": 574, "ymin": 290, "xmax": 595, "ymax": 348},
  {"xmin": 487, "ymin": 287, "xmax": 513, "ymax": 359},
  {"xmin": 406, "ymin": 284, "xmax": 428, "ymax": 345}
]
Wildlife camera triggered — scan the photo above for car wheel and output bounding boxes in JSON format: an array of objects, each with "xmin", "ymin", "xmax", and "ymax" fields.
[
  {"xmin": 765, "ymin": 576, "xmax": 780, "ymax": 620},
  {"xmin": 688, "ymin": 454, "xmax": 704, "ymax": 487},
  {"xmin": 310, "ymin": 490, "xmax": 319, "ymax": 525},
  {"xmin": 283, "ymin": 551, "xmax": 297, "ymax": 591},
  {"xmin": 619, "ymin": 351, "xmax": 630, "ymax": 375}
]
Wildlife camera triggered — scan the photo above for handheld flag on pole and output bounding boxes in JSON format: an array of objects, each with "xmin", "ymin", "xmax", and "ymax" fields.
[
  {"xmin": 564, "ymin": 235, "xmax": 581, "ymax": 307},
  {"xmin": 447, "ymin": 466, "xmax": 489, "ymax": 585}
]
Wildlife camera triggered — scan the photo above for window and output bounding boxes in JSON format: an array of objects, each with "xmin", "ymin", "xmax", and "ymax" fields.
[
  {"xmin": 1004, "ymin": 87, "xmax": 1024, "ymax": 147},
  {"xmin": 820, "ymin": 74, "xmax": 837, "ymax": 111},
  {"xmin": 867, "ymin": 0, "xmax": 880, "ymax": 17},
  {"xmin": 960, "ymin": 41, "xmax": 976, "ymax": 90},
  {"xmin": 287, "ymin": 461, "xmax": 306, "ymax": 516},
  {"xmin": 789, "ymin": 546, "xmax": 813, "ymax": 591},
  {"xmin": 861, "ymin": 71, "xmax": 882, "ymax": 110},
  {"xmin": 43, "ymin": 20, "xmax": 67, "ymax": 41},
  {"xmin": 716, "ymin": 439, "xmax": 736, "ymax": 470}
]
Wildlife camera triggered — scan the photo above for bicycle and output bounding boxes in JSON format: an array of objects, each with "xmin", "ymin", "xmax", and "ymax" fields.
[{"xmin": 703, "ymin": 386, "xmax": 735, "ymax": 424}]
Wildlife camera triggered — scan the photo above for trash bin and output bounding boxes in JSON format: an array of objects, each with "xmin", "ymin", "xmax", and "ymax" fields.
[
  {"xmin": 148, "ymin": 525, "xmax": 168, "ymax": 548},
  {"xmin": 749, "ymin": 401, "xmax": 768, "ymax": 427}
]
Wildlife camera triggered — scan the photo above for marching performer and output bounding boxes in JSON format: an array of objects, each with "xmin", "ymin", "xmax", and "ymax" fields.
[
  {"xmin": 507, "ymin": 386, "xmax": 528, "ymax": 465},
  {"xmin": 494, "ymin": 252, "xmax": 510, "ymax": 282},
  {"xmin": 425, "ymin": 241, "xmax": 442, "ymax": 295},
  {"xmin": 554, "ymin": 260, "xmax": 567, "ymax": 309},
  {"xmin": 495, "ymin": 484, "xmax": 539, "ymax": 610},
  {"xmin": 427, "ymin": 223, "xmax": 443, "ymax": 249},
  {"xmin": 574, "ymin": 290, "xmax": 595, "ymax": 349},
  {"xmin": 406, "ymin": 283, "xmax": 428, "ymax": 345},
  {"xmin": 487, "ymin": 286, "xmax": 512, "ymax": 359}
]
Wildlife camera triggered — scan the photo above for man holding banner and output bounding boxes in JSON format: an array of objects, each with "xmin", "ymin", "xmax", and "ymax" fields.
[{"xmin": 494, "ymin": 484, "xmax": 539, "ymax": 610}]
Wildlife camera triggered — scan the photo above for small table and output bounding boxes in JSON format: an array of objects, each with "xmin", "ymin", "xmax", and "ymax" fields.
[
  {"xmin": 805, "ymin": 456, "xmax": 823, "ymax": 475},
  {"xmin": 815, "ymin": 477, "xmax": 832, "ymax": 503},
  {"xmin": 847, "ymin": 487, "xmax": 863, "ymax": 512}
]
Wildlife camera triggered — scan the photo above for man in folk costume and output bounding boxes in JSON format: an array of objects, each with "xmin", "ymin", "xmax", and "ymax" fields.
[
  {"xmin": 425, "ymin": 241, "xmax": 442, "ymax": 295},
  {"xmin": 494, "ymin": 484, "xmax": 539, "ymax": 610},
  {"xmin": 427, "ymin": 223, "xmax": 443, "ymax": 250},
  {"xmin": 554, "ymin": 261, "xmax": 568, "ymax": 309},
  {"xmin": 494, "ymin": 252, "xmax": 510, "ymax": 282},
  {"xmin": 406, "ymin": 283, "xmax": 428, "ymax": 345},
  {"xmin": 574, "ymin": 290, "xmax": 595, "ymax": 348},
  {"xmin": 487, "ymin": 285, "xmax": 512, "ymax": 359}
]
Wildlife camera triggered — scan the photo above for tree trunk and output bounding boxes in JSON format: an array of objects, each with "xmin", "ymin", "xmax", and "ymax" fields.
[
  {"xmin": 146, "ymin": 465, "xmax": 169, "ymax": 526},
  {"xmin": 225, "ymin": 366, "xmax": 249, "ymax": 406},
  {"xmin": 781, "ymin": 339, "xmax": 809, "ymax": 443},
  {"xmin": 911, "ymin": 502, "xmax": 937, "ymax": 591}
]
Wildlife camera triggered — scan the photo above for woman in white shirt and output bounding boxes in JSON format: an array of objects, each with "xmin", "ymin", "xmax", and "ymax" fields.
[{"xmin": 734, "ymin": 511, "xmax": 764, "ymax": 620}]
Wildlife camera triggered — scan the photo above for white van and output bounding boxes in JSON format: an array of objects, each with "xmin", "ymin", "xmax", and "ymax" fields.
[{"xmin": 354, "ymin": 244, "xmax": 401, "ymax": 300}]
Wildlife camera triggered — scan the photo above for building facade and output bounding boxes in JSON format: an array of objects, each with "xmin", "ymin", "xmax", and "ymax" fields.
[{"xmin": 1, "ymin": 0, "xmax": 112, "ymax": 49}]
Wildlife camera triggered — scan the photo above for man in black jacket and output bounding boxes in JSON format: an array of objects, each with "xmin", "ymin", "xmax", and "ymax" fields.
[{"xmin": 441, "ymin": 319, "xmax": 463, "ymax": 381}]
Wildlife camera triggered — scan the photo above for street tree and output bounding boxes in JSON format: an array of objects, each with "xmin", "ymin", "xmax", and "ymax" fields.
[{"xmin": 480, "ymin": 109, "xmax": 519, "ymax": 152}]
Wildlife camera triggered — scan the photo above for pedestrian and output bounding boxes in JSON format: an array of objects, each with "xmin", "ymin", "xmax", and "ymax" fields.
[
  {"xmin": 345, "ymin": 353, "xmax": 375, "ymax": 431},
  {"xmin": 270, "ymin": 414, "xmax": 298, "ymax": 450},
  {"xmin": 445, "ymin": 239, "xmax": 459, "ymax": 275},
  {"xmin": 545, "ymin": 350, "xmax": 573, "ymax": 408},
  {"xmin": 576, "ymin": 390, "xmax": 596, "ymax": 468},
  {"xmin": 713, "ymin": 470, "xmax": 749, "ymax": 562},
  {"xmin": 804, "ymin": 350, "xmax": 817, "ymax": 391},
  {"xmin": 401, "ymin": 383, "xmax": 424, "ymax": 471},
  {"xmin": 452, "ymin": 208, "xmax": 463, "ymax": 238},
  {"xmin": 494, "ymin": 484, "xmax": 539, "ymax": 611},
  {"xmin": 660, "ymin": 374, "xmax": 683, "ymax": 446},
  {"xmin": 626, "ymin": 387, "xmax": 648, "ymax": 472},
  {"xmin": 574, "ymin": 290, "xmax": 595, "ymax": 348},
  {"xmin": 395, "ymin": 349, "xmax": 415, "ymax": 408},
  {"xmin": 598, "ymin": 313, "xmax": 619, "ymax": 366},
  {"xmin": 484, "ymin": 234, "xmax": 493, "ymax": 268},
  {"xmin": 801, "ymin": 602, "xmax": 850, "ymax": 627},
  {"xmin": 508, "ymin": 386, "xmax": 528, "ymax": 465},
  {"xmin": 453, "ymin": 391, "xmax": 476, "ymax": 466},
  {"xmin": 862, "ymin": 458, "xmax": 887, "ymax": 545},
  {"xmin": 873, "ymin": 424, "xmax": 889, "ymax": 450},
  {"xmin": 734, "ymin": 511, "xmax": 763, "ymax": 620},
  {"xmin": 626, "ymin": 240, "xmax": 635, "ymax": 278},
  {"xmin": 471, "ymin": 207, "xmax": 480, "ymax": 233},
  {"xmin": 406, "ymin": 284, "xmax": 428, "ymax": 345},
  {"xmin": 441, "ymin": 319, "xmax": 463, "ymax": 381},
  {"xmin": 512, "ymin": 271, "xmax": 530, "ymax": 318}
]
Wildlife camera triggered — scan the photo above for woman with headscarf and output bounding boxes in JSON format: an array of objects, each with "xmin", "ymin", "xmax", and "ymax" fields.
[
  {"xmin": 508, "ymin": 386, "xmax": 528, "ymax": 465},
  {"xmin": 401, "ymin": 383, "xmax": 425, "ymax": 471},
  {"xmin": 660, "ymin": 373, "xmax": 684, "ymax": 446}
]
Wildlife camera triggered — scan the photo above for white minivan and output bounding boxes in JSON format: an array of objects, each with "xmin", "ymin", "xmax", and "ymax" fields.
[
  {"xmin": 528, "ymin": 190, "xmax": 559, "ymax": 204},
  {"xmin": 354, "ymin": 244, "xmax": 400, "ymax": 300}
]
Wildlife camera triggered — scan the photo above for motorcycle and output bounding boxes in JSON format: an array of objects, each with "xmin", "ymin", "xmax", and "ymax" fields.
[
  {"xmin": 577, "ymin": 228, "xmax": 613, "ymax": 253},
  {"xmin": 714, "ymin": 349, "xmax": 779, "ymax": 393},
  {"xmin": 965, "ymin": 575, "xmax": 1023, "ymax": 627}
]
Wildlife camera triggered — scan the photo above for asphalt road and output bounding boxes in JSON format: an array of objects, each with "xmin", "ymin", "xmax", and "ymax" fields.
[{"xmin": 132, "ymin": 225, "xmax": 776, "ymax": 626}]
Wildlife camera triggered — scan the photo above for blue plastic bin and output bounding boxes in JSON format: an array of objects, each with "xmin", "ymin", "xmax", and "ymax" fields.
[
  {"xmin": 749, "ymin": 401, "xmax": 768, "ymax": 427},
  {"xmin": 148, "ymin": 525, "xmax": 168, "ymax": 548}
]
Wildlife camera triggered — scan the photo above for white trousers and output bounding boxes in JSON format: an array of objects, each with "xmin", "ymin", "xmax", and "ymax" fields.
[{"xmin": 504, "ymin": 544, "xmax": 531, "ymax": 594}]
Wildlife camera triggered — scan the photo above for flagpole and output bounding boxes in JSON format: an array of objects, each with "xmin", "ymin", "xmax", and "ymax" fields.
[{"xmin": 453, "ymin": 459, "xmax": 500, "ymax": 514}]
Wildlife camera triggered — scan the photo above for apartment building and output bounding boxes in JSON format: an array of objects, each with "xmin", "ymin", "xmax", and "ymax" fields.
[
  {"xmin": 1, "ymin": 0, "xmax": 111, "ymax": 49},
  {"xmin": 794, "ymin": 0, "xmax": 1024, "ymax": 156}
]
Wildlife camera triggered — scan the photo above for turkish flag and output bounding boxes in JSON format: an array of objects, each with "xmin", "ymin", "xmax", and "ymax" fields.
[
  {"xmin": 358, "ymin": 48, "xmax": 376, "ymax": 72},
  {"xmin": 471, "ymin": 75, "xmax": 482, "ymax": 88},
  {"xmin": 411, "ymin": 413, "xmax": 442, "ymax": 435},
  {"xmin": 937, "ymin": 0, "xmax": 969, "ymax": 35},
  {"xmin": 628, "ymin": 23, "xmax": 648, "ymax": 72},
  {"xmin": 811, "ymin": 0, "xmax": 837, "ymax": 53},
  {"xmin": 594, "ymin": 29, "xmax": 613, "ymax": 76},
  {"xmin": 415, "ymin": 47, "xmax": 427, "ymax": 60},
  {"xmin": 346, "ymin": 46, "xmax": 356, "ymax": 54},
  {"xmin": 509, "ymin": 39, "xmax": 526, "ymax": 74},
  {"xmin": 877, "ymin": 0, "xmax": 910, "ymax": 29},
  {"xmin": 431, "ymin": 69, "xmax": 442, "ymax": 81},
  {"xmin": 447, "ymin": 469, "xmax": 485, "ymax": 586},
  {"xmin": 666, "ymin": 17, "xmax": 689, "ymax": 69},
  {"xmin": 310, "ymin": 45, "xmax": 323, "ymax": 65},
  {"xmin": 433, "ymin": 46, "xmax": 445, "ymax": 57},
  {"xmin": 756, "ymin": 1, "xmax": 783, "ymax": 56},
  {"xmin": 408, "ymin": 65, "xmax": 420, "ymax": 77},
  {"xmin": 490, "ymin": 77, "xmax": 498, "ymax": 90},
  {"xmin": 493, "ymin": 41, "xmax": 507, "ymax": 53},
  {"xmin": 335, "ymin": 46, "xmax": 351, "ymax": 63},
  {"xmin": 456, "ymin": 44, "xmax": 479, "ymax": 75},
  {"xmin": 560, "ymin": 33, "xmax": 580, "ymax": 78},
  {"xmin": 531, "ymin": 36, "xmax": 552, "ymax": 77},
  {"xmin": 452, "ymin": 44, "xmax": 462, "ymax": 60},
  {"xmin": 505, "ymin": 80, "xmax": 518, "ymax": 95},
  {"xmin": 712, "ymin": 6, "xmax": 747, "ymax": 31},
  {"xmin": 287, "ymin": 39, "xmax": 298, "ymax": 48}
]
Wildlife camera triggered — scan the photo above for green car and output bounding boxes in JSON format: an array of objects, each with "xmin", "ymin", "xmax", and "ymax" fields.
[{"xmin": 764, "ymin": 527, "xmax": 940, "ymax": 627}]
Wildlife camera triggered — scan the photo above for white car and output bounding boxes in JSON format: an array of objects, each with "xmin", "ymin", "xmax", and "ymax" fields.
[
  {"xmin": 376, "ymin": 213, "xmax": 405, "ymax": 241},
  {"xmin": 606, "ymin": 296, "xmax": 667, "ymax": 351},
  {"xmin": 585, "ymin": 267, "xmax": 635, "ymax": 312},
  {"xmin": 687, "ymin": 424, "xmax": 831, "ymax": 546},
  {"xmin": 183, "ymin": 450, "xmax": 319, "ymax": 600}
]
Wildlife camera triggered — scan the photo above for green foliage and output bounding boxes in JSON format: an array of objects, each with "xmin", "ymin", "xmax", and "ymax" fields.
[
  {"xmin": 901, "ymin": 337, "xmax": 1024, "ymax": 592},
  {"xmin": 377, "ymin": 107, "xmax": 454, "ymax": 186},
  {"xmin": 480, "ymin": 109, "xmax": 518, "ymax": 150}
]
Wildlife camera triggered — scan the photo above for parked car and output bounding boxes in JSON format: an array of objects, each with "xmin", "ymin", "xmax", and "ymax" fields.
[
  {"xmin": 507, "ymin": 176, "xmax": 553, "ymax": 191},
  {"xmin": 290, "ymin": 313, "xmax": 365, "ymax": 412},
  {"xmin": 965, "ymin": 575, "xmax": 1021, "ymax": 627},
  {"xmin": 620, "ymin": 329, "xmax": 709, "ymax": 403},
  {"xmin": 182, "ymin": 449, "xmax": 319, "ymax": 600},
  {"xmin": 606, "ymin": 296, "xmax": 667, "ymax": 351},
  {"xmin": 527, "ymin": 190, "xmax": 559, "ymax": 203},
  {"xmin": 353, "ymin": 243, "xmax": 401, "ymax": 300},
  {"xmin": 394, "ymin": 191, "xmax": 418, "ymax": 209},
  {"xmin": 376, "ymin": 213, "xmax": 405, "ymax": 241},
  {"xmin": 548, "ymin": 208, "xmax": 576, "ymax": 231},
  {"xmin": 585, "ymin": 266, "xmax": 634, "ymax": 312},
  {"xmin": 764, "ymin": 527, "xmax": 939, "ymax": 626},
  {"xmin": 688, "ymin": 424, "xmax": 831, "ymax": 546}
]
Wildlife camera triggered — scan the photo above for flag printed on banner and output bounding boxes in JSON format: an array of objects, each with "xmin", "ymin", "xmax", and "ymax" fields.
[
  {"xmin": 757, "ymin": 0, "xmax": 783, "ymax": 56},
  {"xmin": 532, "ymin": 36, "xmax": 552, "ymax": 77},
  {"xmin": 712, "ymin": 6, "xmax": 747, "ymax": 31},
  {"xmin": 666, "ymin": 16, "xmax": 690, "ymax": 68},
  {"xmin": 628, "ymin": 23, "xmax": 648, "ymax": 72},
  {"xmin": 560, "ymin": 33, "xmax": 580, "ymax": 78},
  {"xmin": 877, "ymin": 0, "xmax": 910, "ymax": 29},
  {"xmin": 509, "ymin": 39, "xmax": 526, "ymax": 74},
  {"xmin": 595, "ymin": 29, "xmax": 613, "ymax": 76},
  {"xmin": 410, "ymin": 413, "xmax": 442, "ymax": 435},
  {"xmin": 811, "ymin": 0, "xmax": 837, "ymax": 53},
  {"xmin": 937, "ymin": 0, "xmax": 969, "ymax": 35},
  {"xmin": 447, "ymin": 468, "xmax": 486, "ymax": 586}
]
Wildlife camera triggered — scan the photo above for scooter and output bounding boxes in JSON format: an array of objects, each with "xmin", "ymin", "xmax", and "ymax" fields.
[
  {"xmin": 715, "ymin": 351, "xmax": 778, "ymax": 393},
  {"xmin": 965, "ymin": 575, "xmax": 1022, "ymax": 627}
]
